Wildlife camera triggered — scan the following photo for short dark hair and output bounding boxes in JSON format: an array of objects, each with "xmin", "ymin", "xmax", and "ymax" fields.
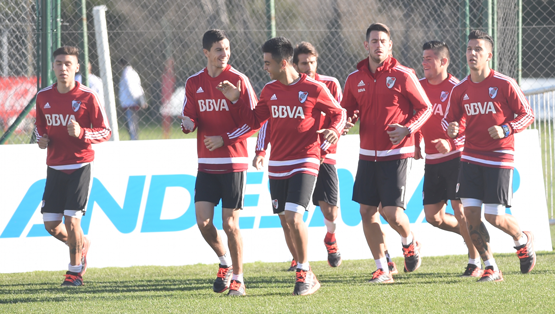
[
  {"xmin": 366, "ymin": 23, "xmax": 391, "ymax": 41},
  {"xmin": 422, "ymin": 41, "xmax": 450, "ymax": 61},
  {"xmin": 262, "ymin": 37, "xmax": 294, "ymax": 64},
  {"xmin": 293, "ymin": 41, "xmax": 318, "ymax": 65},
  {"xmin": 203, "ymin": 29, "xmax": 227, "ymax": 51},
  {"xmin": 53, "ymin": 46, "xmax": 79, "ymax": 59},
  {"xmin": 468, "ymin": 29, "xmax": 494, "ymax": 51}
]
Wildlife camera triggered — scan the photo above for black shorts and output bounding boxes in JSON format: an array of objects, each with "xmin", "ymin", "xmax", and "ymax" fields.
[
  {"xmin": 423, "ymin": 157, "xmax": 461, "ymax": 205},
  {"xmin": 312, "ymin": 163, "xmax": 339, "ymax": 206},
  {"xmin": 194, "ymin": 171, "xmax": 246, "ymax": 209},
  {"xmin": 41, "ymin": 164, "xmax": 92, "ymax": 214},
  {"xmin": 353, "ymin": 158, "xmax": 410, "ymax": 209},
  {"xmin": 269, "ymin": 173, "xmax": 317, "ymax": 214},
  {"xmin": 456, "ymin": 162, "xmax": 513, "ymax": 207}
]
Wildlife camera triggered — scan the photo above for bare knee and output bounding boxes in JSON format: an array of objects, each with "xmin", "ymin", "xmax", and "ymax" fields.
[
  {"xmin": 222, "ymin": 218, "xmax": 239, "ymax": 235},
  {"xmin": 360, "ymin": 205, "xmax": 378, "ymax": 221},
  {"xmin": 197, "ymin": 218, "xmax": 213, "ymax": 232},
  {"xmin": 425, "ymin": 214, "xmax": 441, "ymax": 227},
  {"xmin": 485, "ymin": 214, "xmax": 502, "ymax": 227}
]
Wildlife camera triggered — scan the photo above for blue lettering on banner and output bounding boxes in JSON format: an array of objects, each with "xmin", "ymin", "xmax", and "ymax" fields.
[{"xmin": 0, "ymin": 168, "xmax": 521, "ymax": 238}]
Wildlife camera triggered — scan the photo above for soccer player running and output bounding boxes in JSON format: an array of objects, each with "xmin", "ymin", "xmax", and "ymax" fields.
[
  {"xmin": 218, "ymin": 37, "xmax": 346, "ymax": 295},
  {"xmin": 35, "ymin": 46, "xmax": 111, "ymax": 286},
  {"xmin": 443, "ymin": 30, "xmax": 536, "ymax": 282},
  {"xmin": 415, "ymin": 41, "xmax": 482, "ymax": 277},
  {"xmin": 180, "ymin": 30, "xmax": 258, "ymax": 296},
  {"xmin": 253, "ymin": 41, "xmax": 344, "ymax": 269},
  {"xmin": 341, "ymin": 23, "xmax": 432, "ymax": 284}
]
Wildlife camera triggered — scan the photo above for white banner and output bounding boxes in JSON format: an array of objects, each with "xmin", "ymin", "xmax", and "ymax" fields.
[{"xmin": 0, "ymin": 130, "xmax": 551, "ymax": 273}]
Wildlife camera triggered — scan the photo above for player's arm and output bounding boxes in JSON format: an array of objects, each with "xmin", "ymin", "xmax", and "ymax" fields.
[
  {"xmin": 35, "ymin": 97, "xmax": 49, "ymax": 149},
  {"xmin": 339, "ymin": 76, "xmax": 359, "ymax": 134},
  {"xmin": 398, "ymin": 73, "xmax": 433, "ymax": 135},
  {"xmin": 315, "ymin": 85, "xmax": 346, "ymax": 145},
  {"xmin": 72, "ymin": 93, "xmax": 112, "ymax": 143},
  {"xmin": 255, "ymin": 120, "xmax": 271, "ymax": 158},
  {"xmin": 217, "ymin": 80, "xmax": 270, "ymax": 130},
  {"xmin": 180, "ymin": 80, "xmax": 198, "ymax": 134},
  {"xmin": 489, "ymin": 81, "xmax": 535, "ymax": 139},
  {"xmin": 441, "ymin": 86, "xmax": 465, "ymax": 139},
  {"xmin": 414, "ymin": 130, "xmax": 423, "ymax": 159}
]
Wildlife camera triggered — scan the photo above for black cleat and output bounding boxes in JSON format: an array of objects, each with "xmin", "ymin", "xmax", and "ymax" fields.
[
  {"xmin": 477, "ymin": 266, "xmax": 503, "ymax": 282},
  {"xmin": 293, "ymin": 269, "xmax": 320, "ymax": 296},
  {"xmin": 402, "ymin": 234, "xmax": 422, "ymax": 272},
  {"xmin": 324, "ymin": 240, "xmax": 342, "ymax": 267},
  {"xmin": 213, "ymin": 264, "xmax": 233, "ymax": 293},
  {"xmin": 461, "ymin": 264, "xmax": 483, "ymax": 277},
  {"xmin": 61, "ymin": 271, "xmax": 83, "ymax": 286},
  {"xmin": 515, "ymin": 231, "xmax": 536, "ymax": 274},
  {"xmin": 287, "ymin": 260, "xmax": 297, "ymax": 272}
]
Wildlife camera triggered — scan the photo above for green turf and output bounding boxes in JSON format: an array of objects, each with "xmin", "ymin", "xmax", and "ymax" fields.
[{"xmin": 1, "ymin": 251, "xmax": 554, "ymax": 313}]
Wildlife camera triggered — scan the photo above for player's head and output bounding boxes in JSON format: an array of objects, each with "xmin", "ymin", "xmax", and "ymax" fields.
[
  {"xmin": 364, "ymin": 23, "xmax": 392, "ymax": 64},
  {"xmin": 262, "ymin": 37, "xmax": 294, "ymax": 80},
  {"xmin": 422, "ymin": 41, "xmax": 450, "ymax": 80},
  {"xmin": 293, "ymin": 41, "xmax": 318, "ymax": 79},
  {"xmin": 52, "ymin": 46, "xmax": 80, "ymax": 84},
  {"xmin": 467, "ymin": 30, "xmax": 493, "ymax": 71},
  {"xmin": 202, "ymin": 29, "xmax": 230, "ymax": 69}
]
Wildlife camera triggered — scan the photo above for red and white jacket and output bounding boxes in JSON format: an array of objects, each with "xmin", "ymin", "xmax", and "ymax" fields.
[
  {"xmin": 442, "ymin": 70, "xmax": 534, "ymax": 169},
  {"xmin": 255, "ymin": 73, "xmax": 343, "ymax": 165},
  {"xmin": 234, "ymin": 73, "xmax": 346, "ymax": 179},
  {"xmin": 415, "ymin": 74, "xmax": 464, "ymax": 164},
  {"xmin": 181, "ymin": 65, "xmax": 258, "ymax": 174},
  {"xmin": 35, "ymin": 82, "xmax": 111, "ymax": 168},
  {"xmin": 341, "ymin": 56, "xmax": 433, "ymax": 162}
]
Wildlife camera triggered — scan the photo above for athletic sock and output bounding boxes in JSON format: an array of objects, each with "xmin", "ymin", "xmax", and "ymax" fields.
[
  {"xmin": 469, "ymin": 258, "xmax": 481, "ymax": 268},
  {"xmin": 401, "ymin": 233, "xmax": 414, "ymax": 246},
  {"xmin": 324, "ymin": 218, "xmax": 337, "ymax": 235},
  {"xmin": 297, "ymin": 262, "xmax": 310, "ymax": 271},
  {"xmin": 68, "ymin": 263, "xmax": 83, "ymax": 273},
  {"xmin": 484, "ymin": 259, "xmax": 499, "ymax": 271},
  {"xmin": 375, "ymin": 257, "xmax": 389, "ymax": 274},
  {"xmin": 231, "ymin": 273, "xmax": 244, "ymax": 283},
  {"xmin": 218, "ymin": 253, "xmax": 232, "ymax": 267},
  {"xmin": 515, "ymin": 233, "xmax": 528, "ymax": 247},
  {"xmin": 324, "ymin": 231, "xmax": 336, "ymax": 243},
  {"xmin": 385, "ymin": 250, "xmax": 393, "ymax": 264}
]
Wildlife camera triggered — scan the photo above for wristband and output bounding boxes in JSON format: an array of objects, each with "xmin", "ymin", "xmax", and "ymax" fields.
[{"xmin": 501, "ymin": 124, "xmax": 510, "ymax": 138}]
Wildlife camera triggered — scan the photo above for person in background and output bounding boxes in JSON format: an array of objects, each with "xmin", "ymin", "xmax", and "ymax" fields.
[{"xmin": 118, "ymin": 58, "xmax": 147, "ymax": 140}]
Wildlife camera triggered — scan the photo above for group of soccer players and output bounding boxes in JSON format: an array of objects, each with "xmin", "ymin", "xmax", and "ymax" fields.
[{"xmin": 35, "ymin": 21, "xmax": 536, "ymax": 295}]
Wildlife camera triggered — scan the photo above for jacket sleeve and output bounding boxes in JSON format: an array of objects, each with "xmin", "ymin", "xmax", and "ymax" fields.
[
  {"xmin": 255, "ymin": 120, "xmax": 270, "ymax": 157},
  {"xmin": 34, "ymin": 95, "xmax": 47, "ymax": 143},
  {"xmin": 231, "ymin": 89, "xmax": 270, "ymax": 131},
  {"xmin": 314, "ymin": 85, "xmax": 346, "ymax": 137},
  {"xmin": 79, "ymin": 92, "xmax": 112, "ymax": 143},
  {"xmin": 403, "ymin": 72, "xmax": 433, "ymax": 134},
  {"xmin": 220, "ymin": 75, "xmax": 259, "ymax": 147},
  {"xmin": 441, "ymin": 86, "xmax": 465, "ymax": 146},
  {"xmin": 181, "ymin": 78, "xmax": 198, "ymax": 134},
  {"xmin": 504, "ymin": 79, "xmax": 534, "ymax": 135},
  {"xmin": 339, "ymin": 75, "xmax": 358, "ymax": 119}
]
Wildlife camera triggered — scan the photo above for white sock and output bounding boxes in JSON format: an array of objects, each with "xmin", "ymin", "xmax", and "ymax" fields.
[
  {"xmin": 401, "ymin": 233, "xmax": 413, "ymax": 246},
  {"xmin": 375, "ymin": 258, "xmax": 389, "ymax": 274},
  {"xmin": 218, "ymin": 253, "xmax": 232, "ymax": 267},
  {"xmin": 297, "ymin": 262, "xmax": 310, "ymax": 271},
  {"xmin": 231, "ymin": 273, "xmax": 244, "ymax": 283},
  {"xmin": 515, "ymin": 233, "xmax": 528, "ymax": 247},
  {"xmin": 484, "ymin": 259, "xmax": 499, "ymax": 271},
  {"xmin": 324, "ymin": 218, "xmax": 337, "ymax": 234},
  {"xmin": 469, "ymin": 258, "xmax": 481, "ymax": 268},
  {"xmin": 68, "ymin": 263, "xmax": 83, "ymax": 273}
]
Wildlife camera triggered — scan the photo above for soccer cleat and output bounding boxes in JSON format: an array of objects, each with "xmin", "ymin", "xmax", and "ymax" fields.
[
  {"xmin": 227, "ymin": 280, "xmax": 246, "ymax": 296},
  {"xmin": 324, "ymin": 240, "xmax": 342, "ymax": 267},
  {"xmin": 213, "ymin": 264, "xmax": 233, "ymax": 293},
  {"xmin": 80, "ymin": 236, "xmax": 91, "ymax": 277},
  {"xmin": 402, "ymin": 235, "xmax": 422, "ymax": 272},
  {"xmin": 515, "ymin": 231, "xmax": 536, "ymax": 274},
  {"xmin": 293, "ymin": 269, "xmax": 321, "ymax": 296},
  {"xmin": 368, "ymin": 269, "xmax": 394, "ymax": 284},
  {"xmin": 287, "ymin": 260, "xmax": 297, "ymax": 272},
  {"xmin": 477, "ymin": 266, "xmax": 504, "ymax": 282},
  {"xmin": 461, "ymin": 264, "xmax": 483, "ymax": 277},
  {"xmin": 61, "ymin": 271, "xmax": 83, "ymax": 286},
  {"xmin": 388, "ymin": 262, "xmax": 399, "ymax": 275}
]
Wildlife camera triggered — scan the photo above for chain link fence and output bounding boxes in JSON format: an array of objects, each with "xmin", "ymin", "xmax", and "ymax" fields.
[{"xmin": 1, "ymin": 0, "xmax": 554, "ymax": 142}]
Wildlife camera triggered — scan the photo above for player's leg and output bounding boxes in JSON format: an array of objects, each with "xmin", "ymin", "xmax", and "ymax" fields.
[
  {"xmin": 423, "ymin": 161, "xmax": 460, "ymax": 233},
  {"xmin": 482, "ymin": 167, "xmax": 536, "ymax": 274},
  {"xmin": 424, "ymin": 202, "xmax": 459, "ymax": 233},
  {"xmin": 278, "ymin": 214, "xmax": 298, "ymax": 271},
  {"xmin": 451, "ymin": 200, "xmax": 482, "ymax": 277},
  {"xmin": 314, "ymin": 163, "xmax": 341, "ymax": 267},
  {"xmin": 377, "ymin": 205, "xmax": 398, "ymax": 274}
]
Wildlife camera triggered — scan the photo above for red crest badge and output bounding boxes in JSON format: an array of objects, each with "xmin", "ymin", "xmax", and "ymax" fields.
[
  {"xmin": 489, "ymin": 87, "xmax": 498, "ymax": 99},
  {"xmin": 386, "ymin": 77, "xmax": 396, "ymax": 89},
  {"xmin": 298, "ymin": 91, "xmax": 308, "ymax": 104}
]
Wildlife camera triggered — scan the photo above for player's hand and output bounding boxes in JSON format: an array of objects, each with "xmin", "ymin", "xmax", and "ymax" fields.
[
  {"xmin": 414, "ymin": 145, "xmax": 423, "ymax": 160},
  {"xmin": 252, "ymin": 155, "xmax": 265, "ymax": 170},
  {"xmin": 342, "ymin": 110, "xmax": 359, "ymax": 135},
  {"xmin": 447, "ymin": 121, "xmax": 459, "ymax": 138},
  {"xmin": 431, "ymin": 138, "xmax": 451, "ymax": 154},
  {"xmin": 38, "ymin": 134, "xmax": 49, "ymax": 149},
  {"xmin": 387, "ymin": 124, "xmax": 409, "ymax": 145},
  {"xmin": 204, "ymin": 135, "xmax": 224, "ymax": 151},
  {"xmin": 317, "ymin": 129, "xmax": 338, "ymax": 144},
  {"xmin": 216, "ymin": 80, "xmax": 241, "ymax": 103},
  {"xmin": 488, "ymin": 125, "xmax": 504, "ymax": 139},
  {"xmin": 67, "ymin": 119, "xmax": 81, "ymax": 138},
  {"xmin": 180, "ymin": 115, "xmax": 195, "ymax": 132},
  {"xmin": 140, "ymin": 102, "xmax": 148, "ymax": 110}
]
